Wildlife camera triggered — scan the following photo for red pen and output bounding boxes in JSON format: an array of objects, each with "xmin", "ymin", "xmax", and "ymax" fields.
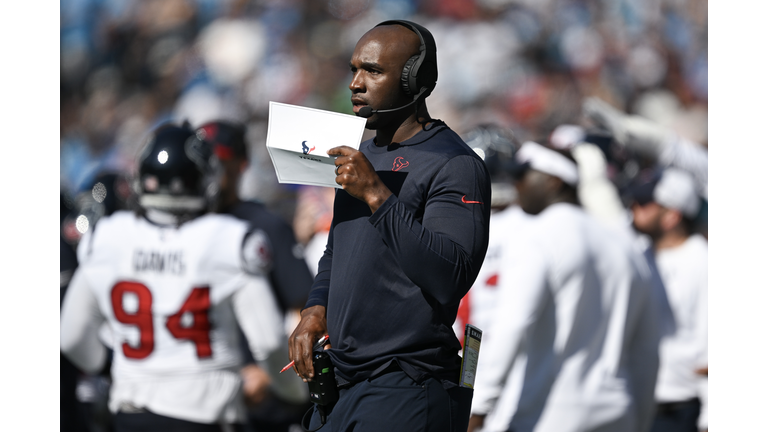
[{"xmin": 280, "ymin": 334, "xmax": 330, "ymax": 373}]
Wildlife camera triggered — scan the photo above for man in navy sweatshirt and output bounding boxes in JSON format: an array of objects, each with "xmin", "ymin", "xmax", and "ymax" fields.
[{"xmin": 288, "ymin": 19, "xmax": 492, "ymax": 432}]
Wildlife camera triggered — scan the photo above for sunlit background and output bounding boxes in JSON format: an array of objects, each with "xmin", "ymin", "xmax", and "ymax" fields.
[{"xmin": 60, "ymin": 0, "xmax": 707, "ymax": 226}]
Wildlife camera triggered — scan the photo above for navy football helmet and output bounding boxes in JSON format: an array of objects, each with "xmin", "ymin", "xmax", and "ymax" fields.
[{"xmin": 135, "ymin": 122, "xmax": 220, "ymax": 217}]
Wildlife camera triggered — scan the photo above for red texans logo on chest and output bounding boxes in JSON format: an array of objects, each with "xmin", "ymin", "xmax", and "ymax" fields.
[{"xmin": 392, "ymin": 156, "xmax": 409, "ymax": 171}]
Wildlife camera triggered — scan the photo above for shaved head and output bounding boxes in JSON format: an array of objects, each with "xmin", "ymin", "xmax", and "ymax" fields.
[{"xmin": 357, "ymin": 24, "xmax": 421, "ymax": 70}]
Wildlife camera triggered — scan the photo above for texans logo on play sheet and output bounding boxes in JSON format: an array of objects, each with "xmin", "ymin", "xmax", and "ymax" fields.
[{"xmin": 302, "ymin": 141, "xmax": 316, "ymax": 155}]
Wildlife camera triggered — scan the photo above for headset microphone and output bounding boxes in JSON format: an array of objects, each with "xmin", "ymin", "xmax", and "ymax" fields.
[{"xmin": 357, "ymin": 88, "xmax": 428, "ymax": 118}]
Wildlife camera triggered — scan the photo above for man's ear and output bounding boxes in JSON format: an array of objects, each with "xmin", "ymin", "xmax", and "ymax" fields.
[{"xmin": 660, "ymin": 208, "xmax": 683, "ymax": 231}]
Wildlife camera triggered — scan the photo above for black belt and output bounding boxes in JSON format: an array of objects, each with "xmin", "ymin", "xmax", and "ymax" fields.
[{"xmin": 371, "ymin": 361, "xmax": 402, "ymax": 378}]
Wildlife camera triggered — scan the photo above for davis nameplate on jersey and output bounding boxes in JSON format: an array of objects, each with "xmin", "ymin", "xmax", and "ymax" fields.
[{"xmin": 133, "ymin": 249, "xmax": 186, "ymax": 274}]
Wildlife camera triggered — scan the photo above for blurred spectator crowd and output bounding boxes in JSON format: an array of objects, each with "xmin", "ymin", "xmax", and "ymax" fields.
[{"xmin": 60, "ymin": 0, "xmax": 707, "ymax": 223}]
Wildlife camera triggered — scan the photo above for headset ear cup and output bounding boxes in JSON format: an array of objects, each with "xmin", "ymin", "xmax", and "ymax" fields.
[{"xmin": 401, "ymin": 55, "xmax": 420, "ymax": 96}]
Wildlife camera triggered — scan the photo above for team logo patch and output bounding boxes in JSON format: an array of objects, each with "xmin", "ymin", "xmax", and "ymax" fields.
[
  {"xmin": 242, "ymin": 229, "xmax": 273, "ymax": 275},
  {"xmin": 302, "ymin": 141, "xmax": 316, "ymax": 155},
  {"xmin": 392, "ymin": 156, "xmax": 409, "ymax": 171}
]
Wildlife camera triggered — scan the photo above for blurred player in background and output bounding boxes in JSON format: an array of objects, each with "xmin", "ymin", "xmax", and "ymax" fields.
[
  {"xmin": 552, "ymin": 105, "xmax": 709, "ymax": 432},
  {"xmin": 196, "ymin": 120, "xmax": 313, "ymax": 431},
  {"xmin": 629, "ymin": 168, "xmax": 708, "ymax": 432},
  {"xmin": 60, "ymin": 122, "xmax": 306, "ymax": 432},
  {"xmin": 61, "ymin": 172, "xmax": 136, "ymax": 432},
  {"xmin": 454, "ymin": 124, "xmax": 533, "ymax": 431},
  {"xmin": 292, "ymin": 185, "xmax": 336, "ymax": 277},
  {"xmin": 582, "ymin": 97, "xmax": 708, "ymax": 238},
  {"xmin": 454, "ymin": 123, "xmax": 530, "ymax": 337},
  {"xmin": 61, "ymin": 171, "xmax": 135, "ymax": 251},
  {"xmin": 469, "ymin": 141, "xmax": 660, "ymax": 432},
  {"xmin": 61, "ymin": 189, "xmax": 92, "ymax": 432},
  {"xmin": 582, "ymin": 97, "xmax": 707, "ymax": 201},
  {"xmin": 196, "ymin": 120, "xmax": 313, "ymax": 316}
]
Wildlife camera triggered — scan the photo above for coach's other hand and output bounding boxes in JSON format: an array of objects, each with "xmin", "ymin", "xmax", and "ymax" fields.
[{"xmin": 288, "ymin": 305, "xmax": 328, "ymax": 382}]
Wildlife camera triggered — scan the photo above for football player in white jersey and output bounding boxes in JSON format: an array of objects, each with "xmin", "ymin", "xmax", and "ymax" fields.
[
  {"xmin": 456, "ymin": 125, "xmax": 533, "ymax": 431},
  {"xmin": 60, "ymin": 122, "xmax": 306, "ymax": 432}
]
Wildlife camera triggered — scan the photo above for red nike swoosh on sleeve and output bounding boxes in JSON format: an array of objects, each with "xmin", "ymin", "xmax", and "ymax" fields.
[{"xmin": 461, "ymin": 195, "xmax": 484, "ymax": 204}]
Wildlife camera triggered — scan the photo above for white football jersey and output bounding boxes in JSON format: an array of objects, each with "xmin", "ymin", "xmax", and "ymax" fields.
[
  {"xmin": 456, "ymin": 205, "xmax": 532, "ymax": 432},
  {"xmin": 61, "ymin": 210, "xmax": 303, "ymax": 423},
  {"xmin": 455, "ymin": 205, "xmax": 532, "ymax": 337}
]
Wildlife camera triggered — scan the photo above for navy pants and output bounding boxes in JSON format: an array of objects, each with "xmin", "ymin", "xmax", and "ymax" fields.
[
  {"xmin": 114, "ymin": 410, "xmax": 245, "ymax": 432},
  {"xmin": 307, "ymin": 370, "xmax": 473, "ymax": 432},
  {"xmin": 650, "ymin": 398, "xmax": 701, "ymax": 432}
]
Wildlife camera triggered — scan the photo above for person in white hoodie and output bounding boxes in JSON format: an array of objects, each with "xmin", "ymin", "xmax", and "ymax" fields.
[{"xmin": 468, "ymin": 141, "xmax": 661, "ymax": 432}]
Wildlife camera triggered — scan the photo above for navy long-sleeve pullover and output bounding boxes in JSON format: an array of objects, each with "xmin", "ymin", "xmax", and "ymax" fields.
[{"xmin": 305, "ymin": 121, "xmax": 492, "ymax": 384}]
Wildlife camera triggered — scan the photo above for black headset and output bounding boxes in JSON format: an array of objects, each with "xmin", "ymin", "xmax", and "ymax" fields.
[{"xmin": 375, "ymin": 20, "xmax": 438, "ymax": 100}]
